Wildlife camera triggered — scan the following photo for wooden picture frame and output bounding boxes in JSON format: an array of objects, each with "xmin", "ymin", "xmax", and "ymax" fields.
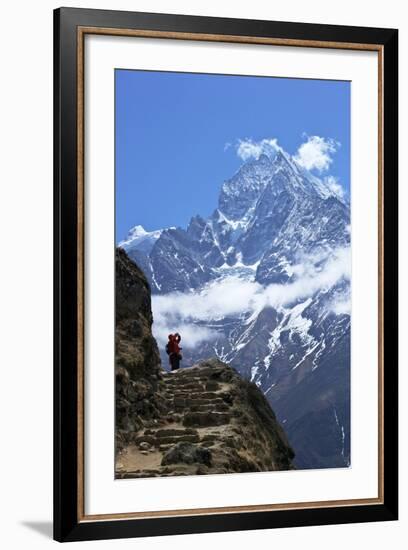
[{"xmin": 54, "ymin": 7, "xmax": 398, "ymax": 542}]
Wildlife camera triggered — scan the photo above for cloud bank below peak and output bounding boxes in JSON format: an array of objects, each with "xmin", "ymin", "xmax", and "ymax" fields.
[{"xmin": 152, "ymin": 246, "xmax": 351, "ymax": 348}]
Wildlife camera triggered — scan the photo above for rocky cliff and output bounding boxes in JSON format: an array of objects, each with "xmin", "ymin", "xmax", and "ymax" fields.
[
  {"xmin": 115, "ymin": 248, "xmax": 294, "ymax": 477},
  {"xmin": 115, "ymin": 248, "xmax": 164, "ymax": 449}
]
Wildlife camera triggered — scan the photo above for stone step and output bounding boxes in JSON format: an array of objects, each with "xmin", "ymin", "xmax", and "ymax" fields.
[
  {"xmin": 177, "ymin": 386, "xmax": 206, "ymax": 393},
  {"xmin": 165, "ymin": 381, "xmax": 206, "ymax": 388},
  {"xmin": 183, "ymin": 411, "xmax": 231, "ymax": 428},
  {"xmin": 158, "ymin": 434, "xmax": 200, "ymax": 445},
  {"xmin": 158, "ymin": 443, "xmax": 174, "ymax": 452},
  {"xmin": 134, "ymin": 432, "xmax": 201, "ymax": 446},
  {"xmin": 163, "ymin": 371, "xmax": 220, "ymax": 381},
  {"xmin": 164, "ymin": 379, "xmax": 215, "ymax": 389},
  {"xmin": 171, "ymin": 393, "xmax": 191, "ymax": 400},
  {"xmin": 172, "ymin": 398, "xmax": 226, "ymax": 411},
  {"xmin": 145, "ymin": 427, "xmax": 198, "ymax": 438},
  {"xmin": 171, "ymin": 395, "xmax": 225, "ymax": 404},
  {"xmin": 170, "ymin": 395, "xmax": 221, "ymax": 404},
  {"xmin": 163, "ymin": 379, "xmax": 205, "ymax": 388},
  {"xmin": 189, "ymin": 391, "xmax": 220, "ymax": 399},
  {"xmin": 168, "ymin": 406, "xmax": 230, "ymax": 418},
  {"xmin": 188, "ymin": 403, "xmax": 230, "ymax": 413},
  {"xmin": 169, "ymin": 385, "xmax": 217, "ymax": 393},
  {"xmin": 186, "ymin": 397, "xmax": 225, "ymax": 406}
]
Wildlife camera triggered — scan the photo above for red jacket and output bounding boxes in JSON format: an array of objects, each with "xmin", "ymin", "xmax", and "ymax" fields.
[{"xmin": 168, "ymin": 334, "xmax": 181, "ymax": 354}]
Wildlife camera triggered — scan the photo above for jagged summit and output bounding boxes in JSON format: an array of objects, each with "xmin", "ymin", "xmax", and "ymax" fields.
[
  {"xmin": 218, "ymin": 152, "xmax": 278, "ymax": 221},
  {"xmin": 218, "ymin": 148, "xmax": 342, "ymax": 223}
]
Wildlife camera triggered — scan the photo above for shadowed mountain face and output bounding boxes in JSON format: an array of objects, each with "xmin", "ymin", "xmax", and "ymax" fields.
[
  {"xmin": 115, "ymin": 249, "xmax": 294, "ymax": 477},
  {"xmin": 120, "ymin": 148, "xmax": 351, "ymax": 470}
]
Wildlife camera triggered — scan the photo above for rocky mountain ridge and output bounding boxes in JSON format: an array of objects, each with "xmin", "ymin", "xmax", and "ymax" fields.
[{"xmin": 122, "ymin": 150, "xmax": 349, "ymax": 293}]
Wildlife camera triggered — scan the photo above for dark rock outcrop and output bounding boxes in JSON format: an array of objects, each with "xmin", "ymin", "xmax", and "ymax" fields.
[
  {"xmin": 115, "ymin": 248, "xmax": 164, "ymax": 450},
  {"xmin": 115, "ymin": 249, "xmax": 294, "ymax": 477}
]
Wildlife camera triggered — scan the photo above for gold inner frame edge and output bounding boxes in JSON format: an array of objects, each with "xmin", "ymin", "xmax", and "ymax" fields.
[{"xmin": 76, "ymin": 26, "xmax": 385, "ymax": 522}]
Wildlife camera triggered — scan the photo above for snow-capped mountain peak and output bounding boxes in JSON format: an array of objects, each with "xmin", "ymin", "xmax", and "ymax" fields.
[{"xmin": 119, "ymin": 224, "xmax": 165, "ymax": 255}]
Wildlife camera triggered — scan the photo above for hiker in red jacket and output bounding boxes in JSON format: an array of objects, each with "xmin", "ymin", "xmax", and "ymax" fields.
[{"xmin": 166, "ymin": 333, "xmax": 182, "ymax": 371}]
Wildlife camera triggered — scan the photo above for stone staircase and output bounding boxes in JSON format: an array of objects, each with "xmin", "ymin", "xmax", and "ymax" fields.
[
  {"xmin": 116, "ymin": 361, "xmax": 240, "ymax": 478},
  {"xmin": 116, "ymin": 358, "xmax": 294, "ymax": 478}
]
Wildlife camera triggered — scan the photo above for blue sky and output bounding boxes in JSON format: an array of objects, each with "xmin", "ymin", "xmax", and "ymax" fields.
[{"xmin": 115, "ymin": 69, "xmax": 350, "ymax": 242}]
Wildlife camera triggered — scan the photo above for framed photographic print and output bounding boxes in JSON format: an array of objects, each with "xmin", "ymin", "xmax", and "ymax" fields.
[{"xmin": 54, "ymin": 7, "xmax": 398, "ymax": 542}]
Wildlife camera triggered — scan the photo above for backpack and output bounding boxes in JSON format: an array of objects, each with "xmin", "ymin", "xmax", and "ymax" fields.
[{"xmin": 165, "ymin": 343, "xmax": 171, "ymax": 355}]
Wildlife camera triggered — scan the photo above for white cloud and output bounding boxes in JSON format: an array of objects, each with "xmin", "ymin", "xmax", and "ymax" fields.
[
  {"xmin": 324, "ymin": 175, "xmax": 345, "ymax": 200},
  {"xmin": 294, "ymin": 135, "xmax": 339, "ymax": 173},
  {"xmin": 152, "ymin": 247, "xmax": 351, "ymax": 346},
  {"xmin": 262, "ymin": 247, "xmax": 351, "ymax": 308},
  {"xmin": 152, "ymin": 277, "xmax": 261, "ymax": 348},
  {"xmin": 235, "ymin": 137, "xmax": 282, "ymax": 161}
]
